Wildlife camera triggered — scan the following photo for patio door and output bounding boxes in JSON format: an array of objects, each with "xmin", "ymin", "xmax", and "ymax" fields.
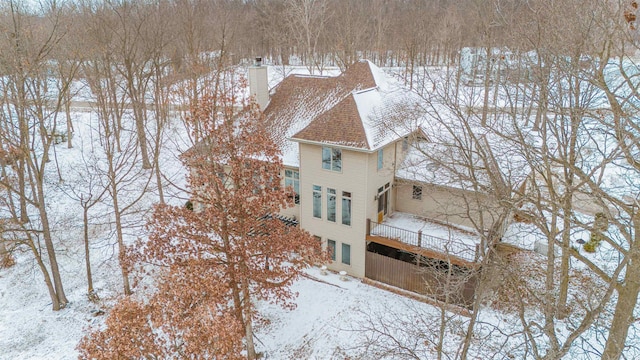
[{"xmin": 377, "ymin": 183, "xmax": 390, "ymax": 222}]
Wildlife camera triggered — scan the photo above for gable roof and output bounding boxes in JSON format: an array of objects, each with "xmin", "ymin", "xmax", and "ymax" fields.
[
  {"xmin": 293, "ymin": 93, "xmax": 370, "ymax": 148},
  {"xmin": 263, "ymin": 60, "xmax": 419, "ymax": 166}
]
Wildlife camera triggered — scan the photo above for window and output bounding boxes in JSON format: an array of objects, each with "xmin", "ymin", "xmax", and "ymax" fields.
[
  {"xmin": 402, "ymin": 138, "xmax": 409, "ymax": 151},
  {"xmin": 377, "ymin": 149, "xmax": 383, "ymax": 170},
  {"xmin": 342, "ymin": 191, "xmax": 351, "ymax": 226},
  {"xmin": 327, "ymin": 239, "xmax": 336, "ymax": 261},
  {"xmin": 377, "ymin": 183, "xmax": 390, "ymax": 216},
  {"xmin": 322, "ymin": 146, "xmax": 342, "ymax": 172},
  {"xmin": 285, "ymin": 169, "xmax": 300, "ymax": 204},
  {"xmin": 342, "ymin": 243, "xmax": 351, "ymax": 265},
  {"xmin": 327, "ymin": 188, "xmax": 336, "ymax": 222},
  {"xmin": 412, "ymin": 185, "xmax": 422, "ymax": 200},
  {"xmin": 313, "ymin": 185, "xmax": 322, "ymax": 218}
]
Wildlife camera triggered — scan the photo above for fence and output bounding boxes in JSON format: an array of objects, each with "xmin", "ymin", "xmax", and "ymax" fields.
[{"xmin": 365, "ymin": 251, "xmax": 477, "ymax": 307}]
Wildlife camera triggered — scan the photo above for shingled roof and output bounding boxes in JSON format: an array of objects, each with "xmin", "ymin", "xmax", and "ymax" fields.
[{"xmin": 263, "ymin": 60, "xmax": 418, "ymax": 167}]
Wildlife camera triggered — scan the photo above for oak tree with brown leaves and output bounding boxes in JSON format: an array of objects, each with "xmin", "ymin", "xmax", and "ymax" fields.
[{"xmin": 79, "ymin": 82, "xmax": 326, "ymax": 359}]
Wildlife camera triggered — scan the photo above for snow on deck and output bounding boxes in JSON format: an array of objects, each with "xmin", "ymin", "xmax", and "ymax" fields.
[{"xmin": 370, "ymin": 212, "xmax": 481, "ymax": 262}]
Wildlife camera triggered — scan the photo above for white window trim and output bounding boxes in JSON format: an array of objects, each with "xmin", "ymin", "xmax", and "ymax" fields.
[
  {"xmin": 322, "ymin": 146, "xmax": 343, "ymax": 173},
  {"xmin": 285, "ymin": 169, "xmax": 300, "ymax": 205},
  {"xmin": 341, "ymin": 191, "xmax": 352, "ymax": 226},
  {"xmin": 313, "ymin": 185, "xmax": 322, "ymax": 219},
  {"xmin": 327, "ymin": 188, "xmax": 337, "ymax": 222}
]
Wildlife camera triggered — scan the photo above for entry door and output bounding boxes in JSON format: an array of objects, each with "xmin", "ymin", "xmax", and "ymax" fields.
[{"xmin": 377, "ymin": 183, "xmax": 390, "ymax": 222}]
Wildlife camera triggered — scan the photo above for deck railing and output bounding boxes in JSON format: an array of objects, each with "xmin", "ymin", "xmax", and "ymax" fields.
[{"xmin": 366, "ymin": 218, "xmax": 480, "ymax": 262}]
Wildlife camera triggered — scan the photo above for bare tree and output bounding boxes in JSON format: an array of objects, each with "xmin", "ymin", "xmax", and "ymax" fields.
[
  {"xmin": 284, "ymin": 0, "xmax": 331, "ymax": 74},
  {"xmin": 0, "ymin": 0, "xmax": 79, "ymax": 310}
]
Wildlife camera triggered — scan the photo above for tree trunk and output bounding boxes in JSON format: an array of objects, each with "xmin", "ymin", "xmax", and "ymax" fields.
[
  {"xmin": 602, "ymin": 226, "xmax": 640, "ymax": 360},
  {"xmin": 17, "ymin": 160, "xmax": 29, "ymax": 223},
  {"xmin": 29, "ymin": 239, "xmax": 62, "ymax": 311},
  {"xmin": 64, "ymin": 87, "xmax": 73, "ymax": 149},
  {"xmin": 83, "ymin": 202, "xmax": 94, "ymax": 295},
  {"xmin": 557, "ymin": 72, "xmax": 581, "ymax": 319},
  {"xmin": 37, "ymin": 181, "xmax": 68, "ymax": 308},
  {"xmin": 109, "ymin": 160, "xmax": 131, "ymax": 295},
  {"xmin": 113, "ymin": 194, "xmax": 131, "ymax": 296},
  {"xmin": 481, "ymin": 46, "xmax": 492, "ymax": 126},
  {"xmin": 0, "ymin": 222, "xmax": 12, "ymax": 268},
  {"xmin": 132, "ymin": 102, "xmax": 152, "ymax": 170},
  {"xmin": 242, "ymin": 278, "xmax": 257, "ymax": 360}
]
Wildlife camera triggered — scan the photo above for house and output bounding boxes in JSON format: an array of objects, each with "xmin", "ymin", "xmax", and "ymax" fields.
[{"xmin": 249, "ymin": 59, "xmax": 515, "ymax": 305}]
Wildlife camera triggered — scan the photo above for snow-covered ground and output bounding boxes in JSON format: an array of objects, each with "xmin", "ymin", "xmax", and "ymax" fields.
[
  {"xmin": 0, "ymin": 252, "xmax": 450, "ymax": 359},
  {"xmin": 373, "ymin": 212, "xmax": 479, "ymax": 262},
  {"xmin": 1, "ymin": 64, "xmax": 638, "ymax": 359}
]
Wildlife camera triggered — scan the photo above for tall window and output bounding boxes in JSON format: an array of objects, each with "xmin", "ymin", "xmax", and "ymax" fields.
[
  {"xmin": 377, "ymin": 149, "xmax": 383, "ymax": 170},
  {"xmin": 327, "ymin": 239, "xmax": 336, "ymax": 261},
  {"xmin": 285, "ymin": 169, "xmax": 300, "ymax": 204},
  {"xmin": 342, "ymin": 191, "xmax": 351, "ymax": 226},
  {"xmin": 322, "ymin": 146, "xmax": 342, "ymax": 172},
  {"xmin": 313, "ymin": 185, "xmax": 322, "ymax": 218},
  {"xmin": 327, "ymin": 188, "xmax": 336, "ymax": 222},
  {"xmin": 412, "ymin": 185, "xmax": 423, "ymax": 200},
  {"xmin": 342, "ymin": 243, "xmax": 351, "ymax": 265}
]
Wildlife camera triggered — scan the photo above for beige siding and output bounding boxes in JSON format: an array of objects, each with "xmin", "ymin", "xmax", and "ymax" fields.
[
  {"xmin": 395, "ymin": 181, "xmax": 502, "ymax": 230},
  {"xmin": 296, "ymin": 140, "xmax": 403, "ymax": 278},
  {"xmin": 297, "ymin": 143, "xmax": 369, "ymax": 277},
  {"xmin": 365, "ymin": 142, "xmax": 399, "ymax": 223}
]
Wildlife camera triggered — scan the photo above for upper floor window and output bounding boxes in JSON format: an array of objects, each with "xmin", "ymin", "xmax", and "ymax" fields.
[
  {"xmin": 313, "ymin": 185, "xmax": 322, "ymax": 218},
  {"xmin": 342, "ymin": 191, "xmax": 351, "ymax": 226},
  {"xmin": 285, "ymin": 169, "xmax": 300, "ymax": 204},
  {"xmin": 322, "ymin": 146, "xmax": 342, "ymax": 172},
  {"xmin": 377, "ymin": 149, "xmax": 383, "ymax": 170},
  {"xmin": 327, "ymin": 188, "xmax": 337, "ymax": 222}
]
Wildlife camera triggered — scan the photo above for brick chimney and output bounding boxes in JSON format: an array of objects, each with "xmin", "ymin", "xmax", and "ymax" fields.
[{"xmin": 248, "ymin": 57, "xmax": 269, "ymax": 110}]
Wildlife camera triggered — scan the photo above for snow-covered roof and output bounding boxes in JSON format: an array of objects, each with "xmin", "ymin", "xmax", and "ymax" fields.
[
  {"xmin": 262, "ymin": 60, "xmax": 419, "ymax": 167},
  {"xmin": 395, "ymin": 109, "xmax": 532, "ymax": 193}
]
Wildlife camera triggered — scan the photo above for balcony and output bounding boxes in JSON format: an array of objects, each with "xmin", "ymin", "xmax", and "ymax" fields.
[{"xmin": 366, "ymin": 212, "xmax": 483, "ymax": 267}]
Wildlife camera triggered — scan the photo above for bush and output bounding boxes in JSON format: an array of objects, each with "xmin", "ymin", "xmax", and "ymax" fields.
[
  {"xmin": 0, "ymin": 254, "xmax": 15, "ymax": 268},
  {"xmin": 583, "ymin": 231, "xmax": 603, "ymax": 253},
  {"xmin": 583, "ymin": 241, "xmax": 597, "ymax": 253}
]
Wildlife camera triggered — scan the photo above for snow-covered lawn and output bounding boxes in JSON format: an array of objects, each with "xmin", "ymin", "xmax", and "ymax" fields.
[{"xmin": 0, "ymin": 255, "xmax": 448, "ymax": 359}]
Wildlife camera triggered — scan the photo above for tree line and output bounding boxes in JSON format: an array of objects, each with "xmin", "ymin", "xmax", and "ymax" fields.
[{"xmin": 1, "ymin": 0, "xmax": 640, "ymax": 359}]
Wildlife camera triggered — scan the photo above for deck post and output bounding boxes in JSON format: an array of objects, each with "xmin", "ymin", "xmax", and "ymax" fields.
[
  {"xmin": 416, "ymin": 231, "xmax": 423, "ymax": 267},
  {"xmin": 474, "ymin": 244, "xmax": 480, "ymax": 262},
  {"xmin": 366, "ymin": 218, "xmax": 371, "ymax": 236}
]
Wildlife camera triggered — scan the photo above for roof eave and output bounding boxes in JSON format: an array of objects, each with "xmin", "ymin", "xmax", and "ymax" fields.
[{"xmin": 288, "ymin": 137, "xmax": 374, "ymax": 153}]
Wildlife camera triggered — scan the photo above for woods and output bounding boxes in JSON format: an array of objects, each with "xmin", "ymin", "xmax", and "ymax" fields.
[{"xmin": 0, "ymin": 0, "xmax": 639, "ymax": 359}]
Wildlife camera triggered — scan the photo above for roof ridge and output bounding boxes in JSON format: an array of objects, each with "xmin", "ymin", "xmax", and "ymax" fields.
[{"xmin": 354, "ymin": 87, "xmax": 378, "ymax": 95}]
